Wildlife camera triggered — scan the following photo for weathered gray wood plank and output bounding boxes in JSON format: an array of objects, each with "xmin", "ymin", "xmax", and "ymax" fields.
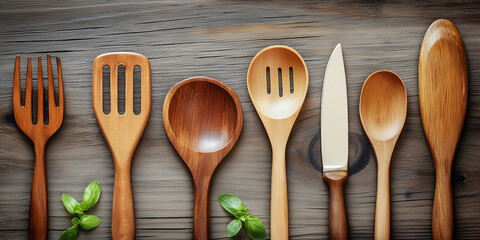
[{"xmin": 1, "ymin": 0, "xmax": 480, "ymax": 239}]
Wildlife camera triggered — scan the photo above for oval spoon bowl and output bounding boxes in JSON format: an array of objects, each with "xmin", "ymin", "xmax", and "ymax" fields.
[
  {"xmin": 164, "ymin": 78, "xmax": 241, "ymax": 155},
  {"xmin": 247, "ymin": 45, "xmax": 308, "ymax": 119},
  {"xmin": 360, "ymin": 70, "xmax": 407, "ymax": 141}
]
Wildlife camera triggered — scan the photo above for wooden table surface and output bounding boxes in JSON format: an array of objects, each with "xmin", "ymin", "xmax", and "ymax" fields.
[{"xmin": 1, "ymin": 1, "xmax": 479, "ymax": 239}]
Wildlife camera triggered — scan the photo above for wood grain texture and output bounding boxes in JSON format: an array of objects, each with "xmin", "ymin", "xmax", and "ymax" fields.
[
  {"xmin": 93, "ymin": 52, "xmax": 152, "ymax": 239},
  {"xmin": 247, "ymin": 46, "xmax": 309, "ymax": 240},
  {"xmin": 360, "ymin": 70, "xmax": 408, "ymax": 240},
  {"xmin": 419, "ymin": 19, "xmax": 468, "ymax": 240},
  {"xmin": 163, "ymin": 77, "xmax": 243, "ymax": 240},
  {"xmin": 323, "ymin": 170, "xmax": 349, "ymax": 240},
  {"xmin": 1, "ymin": 1, "xmax": 480, "ymax": 239}
]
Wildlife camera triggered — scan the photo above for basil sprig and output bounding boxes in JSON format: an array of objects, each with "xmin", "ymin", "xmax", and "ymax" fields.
[
  {"xmin": 218, "ymin": 194, "xmax": 266, "ymax": 240},
  {"xmin": 60, "ymin": 181, "xmax": 101, "ymax": 240}
]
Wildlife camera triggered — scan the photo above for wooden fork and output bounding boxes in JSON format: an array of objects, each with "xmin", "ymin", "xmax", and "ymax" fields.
[
  {"xmin": 92, "ymin": 52, "xmax": 151, "ymax": 239},
  {"xmin": 13, "ymin": 56, "xmax": 64, "ymax": 240}
]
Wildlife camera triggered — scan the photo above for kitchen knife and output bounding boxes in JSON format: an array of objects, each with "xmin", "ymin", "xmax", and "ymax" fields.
[{"xmin": 321, "ymin": 43, "xmax": 349, "ymax": 240}]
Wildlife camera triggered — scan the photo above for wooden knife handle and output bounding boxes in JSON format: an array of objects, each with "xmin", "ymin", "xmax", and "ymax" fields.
[
  {"xmin": 112, "ymin": 166, "xmax": 135, "ymax": 240},
  {"xmin": 375, "ymin": 165, "xmax": 390, "ymax": 240},
  {"xmin": 271, "ymin": 144, "xmax": 289, "ymax": 240},
  {"xmin": 323, "ymin": 170, "xmax": 348, "ymax": 240},
  {"xmin": 29, "ymin": 142, "xmax": 48, "ymax": 240},
  {"xmin": 432, "ymin": 166, "xmax": 453, "ymax": 240},
  {"xmin": 193, "ymin": 175, "xmax": 212, "ymax": 240}
]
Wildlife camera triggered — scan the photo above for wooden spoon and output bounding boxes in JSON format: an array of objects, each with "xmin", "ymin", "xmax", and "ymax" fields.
[
  {"xmin": 247, "ymin": 45, "xmax": 308, "ymax": 239},
  {"xmin": 359, "ymin": 70, "xmax": 407, "ymax": 239},
  {"xmin": 419, "ymin": 19, "xmax": 468, "ymax": 240},
  {"xmin": 163, "ymin": 77, "xmax": 243, "ymax": 240}
]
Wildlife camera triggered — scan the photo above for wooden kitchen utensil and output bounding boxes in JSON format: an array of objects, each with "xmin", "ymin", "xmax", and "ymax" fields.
[
  {"xmin": 419, "ymin": 19, "xmax": 467, "ymax": 240},
  {"xmin": 92, "ymin": 52, "xmax": 151, "ymax": 239},
  {"xmin": 321, "ymin": 43, "xmax": 349, "ymax": 240},
  {"xmin": 247, "ymin": 45, "xmax": 308, "ymax": 239},
  {"xmin": 13, "ymin": 56, "xmax": 64, "ymax": 240},
  {"xmin": 163, "ymin": 77, "xmax": 243, "ymax": 240},
  {"xmin": 359, "ymin": 70, "xmax": 407, "ymax": 240}
]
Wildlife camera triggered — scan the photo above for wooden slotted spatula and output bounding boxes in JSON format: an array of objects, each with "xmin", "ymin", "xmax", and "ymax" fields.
[
  {"xmin": 419, "ymin": 19, "xmax": 467, "ymax": 239},
  {"xmin": 92, "ymin": 52, "xmax": 151, "ymax": 239}
]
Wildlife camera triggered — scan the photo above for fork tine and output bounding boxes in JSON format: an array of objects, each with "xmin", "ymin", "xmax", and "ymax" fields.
[
  {"xmin": 57, "ymin": 57, "xmax": 64, "ymax": 113},
  {"xmin": 13, "ymin": 56, "xmax": 22, "ymax": 110},
  {"xmin": 47, "ymin": 55, "xmax": 56, "ymax": 113},
  {"xmin": 37, "ymin": 57, "xmax": 44, "ymax": 124},
  {"xmin": 25, "ymin": 58, "xmax": 32, "ymax": 114}
]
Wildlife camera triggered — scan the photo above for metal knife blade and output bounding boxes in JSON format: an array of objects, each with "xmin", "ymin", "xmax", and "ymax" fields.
[{"xmin": 321, "ymin": 43, "xmax": 348, "ymax": 172}]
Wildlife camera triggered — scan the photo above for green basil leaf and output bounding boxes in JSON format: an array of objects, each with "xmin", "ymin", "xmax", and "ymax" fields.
[
  {"xmin": 79, "ymin": 215, "xmax": 100, "ymax": 230},
  {"xmin": 227, "ymin": 219, "xmax": 242, "ymax": 237},
  {"xmin": 245, "ymin": 216, "xmax": 266, "ymax": 240},
  {"xmin": 71, "ymin": 217, "xmax": 80, "ymax": 226},
  {"xmin": 81, "ymin": 181, "xmax": 101, "ymax": 211},
  {"xmin": 62, "ymin": 194, "xmax": 80, "ymax": 215},
  {"xmin": 59, "ymin": 225, "xmax": 78, "ymax": 240},
  {"xmin": 218, "ymin": 194, "xmax": 245, "ymax": 214}
]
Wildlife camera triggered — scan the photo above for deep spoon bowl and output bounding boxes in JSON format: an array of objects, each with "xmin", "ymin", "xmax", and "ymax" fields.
[
  {"xmin": 359, "ymin": 70, "xmax": 407, "ymax": 240},
  {"xmin": 163, "ymin": 77, "xmax": 243, "ymax": 240},
  {"xmin": 165, "ymin": 79, "xmax": 241, "ymax": 154}
]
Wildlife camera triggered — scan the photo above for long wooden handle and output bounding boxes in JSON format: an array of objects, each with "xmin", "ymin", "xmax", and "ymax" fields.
[
  {"xmin": 323, "ymin": 170, "xmax": 348, "ymax": 240},
  {"xmin": 193, "ymin": 175, "xmax": 212, "ymax": 240},
  {"xmin": 112, "ymin": 166, "xmax": 135, "ymax": 240},
  {"xmin": 271, "ymin": 144, "xmax": 289, "ymax": 240},
  {"xmin": 375, "ymin": 165, "xmax": 390, "ymax": 240},
  {"xmin": 432, "ymin": 166, "xmax": 453, "ymax": 240},
  {"xmin": 29, "ymin": 141, "xmax": 48, "ymax": 240}
]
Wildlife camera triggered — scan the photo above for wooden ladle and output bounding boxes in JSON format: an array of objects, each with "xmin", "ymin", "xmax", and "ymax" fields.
[
  {"xmin": 163, "ymin": 77, "xmax": 243, "ymax": 240},
  {"xmin": 247, "ymin": 45, "xmax": 308, "ymax": 239},
  {"xmin": 419, "ymin": 19, "xmax": 467, "ymax": 240},
  {"xmin": 359, "ymin": 70, "xmax": 407, "ymax": 240}
]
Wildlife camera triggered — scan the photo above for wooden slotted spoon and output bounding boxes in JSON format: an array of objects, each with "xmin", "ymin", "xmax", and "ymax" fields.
[
  {"xmin": 247, "ymin": 45, "xmax": 308, "ymax": 239},
  {"xmin": 92, "ymin": 52, "xmax": 151, "ymax": 239},
  {"xmin": 419, "ymin": 19, "xmax": 467, "ymax": 239}
]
